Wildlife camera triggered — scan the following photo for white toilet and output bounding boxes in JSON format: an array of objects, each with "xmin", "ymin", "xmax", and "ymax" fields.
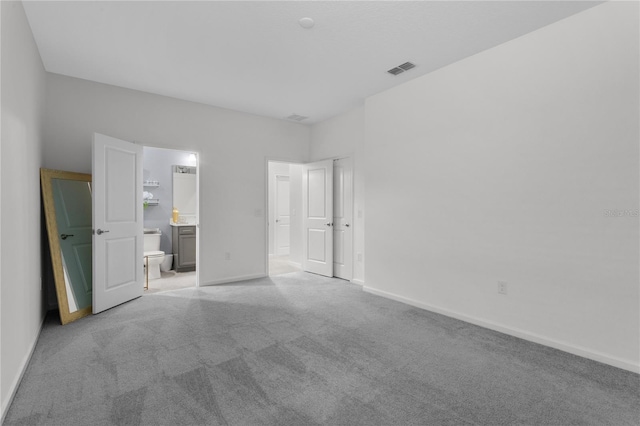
[{"xmin": 143, "ymin": 228, "xmax": 165, "ymax": 280}]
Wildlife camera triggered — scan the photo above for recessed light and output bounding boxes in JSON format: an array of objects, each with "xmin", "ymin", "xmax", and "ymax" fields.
[{"xmin": 299, "ymin": 17, "xmax": 315, "ymax": 29}]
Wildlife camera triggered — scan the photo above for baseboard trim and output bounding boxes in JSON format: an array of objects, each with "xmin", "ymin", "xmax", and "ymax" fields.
[
  {"xmin": 363, "ymin": 286, "xmax": 639, "ymax": 374},
  {"xmin": 1, "ymin": 314, "xmax": 46, "ymax": 423},
  {"xmin": 287, "ymin": 261, "xmax": 302, "ymax": 269},
  {"xmin": 351, "ymin": 279, "xmax": 365, "ymax": 286},
  {"xmin": 201, "ymin": 273, "xmax": 267, "ymax": 286}
]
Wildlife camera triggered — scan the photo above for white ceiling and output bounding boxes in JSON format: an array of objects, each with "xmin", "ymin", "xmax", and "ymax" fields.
[{"xmin": 23, "ymin": 1, "xmax": 600, "ymax": 124}]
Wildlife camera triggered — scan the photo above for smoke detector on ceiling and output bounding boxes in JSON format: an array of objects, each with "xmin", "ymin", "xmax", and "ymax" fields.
[
  {"xmin": 286, "ymin": 114, "xmax": 308, "ymax": 122},
  {"xmin": 387, "ymin": 61, "xmax": 416, "ymax": 76},
  {"xmin": 299, "ymin": 17, "xmax": 315, "ymax": 29}
]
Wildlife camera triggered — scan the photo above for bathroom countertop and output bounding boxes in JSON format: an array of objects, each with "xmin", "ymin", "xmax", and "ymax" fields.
[{"xmin": 169, "ymin": 221, "xmax": 196, "ymax": 227}]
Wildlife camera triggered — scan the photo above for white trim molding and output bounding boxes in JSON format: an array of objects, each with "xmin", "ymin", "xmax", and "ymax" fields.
[
  {"xmin": 1, "ymin": 317, "xmax": 46, "ymax": 423},
  {"xmin": 202, "ymin": 273, "xmax": 267, "ymax": 286},
  {"xmin": 363, "ymin": 286, "xmax": 640, "ymax": 374}
]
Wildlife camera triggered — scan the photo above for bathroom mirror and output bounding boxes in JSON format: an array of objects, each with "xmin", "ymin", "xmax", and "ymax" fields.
[
  {"xmin": 41, "ymin": 169, "xmax": 93, "ymax": 325},
  {"xmin": 172, "ymin": 165, "xmax": 196, "ymax": 218}
]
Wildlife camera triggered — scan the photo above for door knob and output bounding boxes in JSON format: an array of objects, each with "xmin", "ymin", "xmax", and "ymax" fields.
[
  {"xmin": 60, "ymin": 234, "xmax": 74, "ymax": 240},
  {"xmin": 345, "ymin": 224, "xmax": 350, "ymax": 227},
  {"xmin": 326, "ymin": 223, "xmax": 333, "ymax": 227},
  {"xmin": 96, "ymin": 229, "xmax": 110, "ymax": 235}
]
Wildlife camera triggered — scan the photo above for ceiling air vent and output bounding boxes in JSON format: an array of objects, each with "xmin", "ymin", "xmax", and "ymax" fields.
[
  {"xmin": 399, "ymin": 61, "xmax": 415, "ymax": 71},
  {"xmin": 286, "ymin": 114, "xmax": 308, "ymax": 122},
  {"xmin": 387, "ymin": 61, "xmax": 416, "ymax": 76}
]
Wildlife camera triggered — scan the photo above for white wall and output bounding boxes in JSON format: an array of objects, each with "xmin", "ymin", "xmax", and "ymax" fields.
[
  {"xmin": 310, "ymin": 106, "xmax": 365, "ymax": 284},
  {"xmin": 267, "ymin": 161, "xmax": 290, "ymax": 255},
  {"xmin": 44, "ymin": 74, "xmax": 310, "ymax": 286},
  {"xmin": 364, "ymin": 2, "xmax": 639, "ymax": 372},
  {"xmin": 1, "ymin": 1, "xmax": 47, "ymax": 418},
  {"xmin": 142, "ymin": 146, "xmax": 196, "ymax": 254}
]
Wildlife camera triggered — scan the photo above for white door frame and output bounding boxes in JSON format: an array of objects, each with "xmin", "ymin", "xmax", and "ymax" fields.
[{"xmin": 142, "ymin": 144, "xmax": 200, "ymax": 288}]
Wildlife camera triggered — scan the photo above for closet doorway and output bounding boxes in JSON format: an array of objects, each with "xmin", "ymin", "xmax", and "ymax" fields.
[
  {"xmin": 266, "ymin": 157, "xmax": 354, "ymax": 280},
  {"xmin": 267, "ymin": 161, "xmax": 303, "ymax": 276}
]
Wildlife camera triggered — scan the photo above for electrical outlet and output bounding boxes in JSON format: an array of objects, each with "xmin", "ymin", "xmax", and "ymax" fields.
[
  {"xmin": 225, "ymin": 252, "xmax": 231, "ymax": 261},
  {"xmin": 498, "ymin": 281, "xmax": 508, "ymax": 295},
  {"xmin": 254, "ymin": 209, "xmax": 263, "ymax": 217}
]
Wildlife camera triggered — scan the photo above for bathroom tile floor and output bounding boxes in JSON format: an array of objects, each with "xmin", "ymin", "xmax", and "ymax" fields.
[
  {"xmin": 144, "ymin": 254, "xmax": 300, "ymax": 295},
  {"xmin": 144, "ymin": 270, "xmax": 196, "ymax": 294}
]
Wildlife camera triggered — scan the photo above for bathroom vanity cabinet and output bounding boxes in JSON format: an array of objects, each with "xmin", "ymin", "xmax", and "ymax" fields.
[{"xmin": 172, "ymin": 225, "xmax": 196, "ymax": 272}]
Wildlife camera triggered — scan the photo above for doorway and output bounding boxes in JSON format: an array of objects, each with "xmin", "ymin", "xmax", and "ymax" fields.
[
  {"xmin": 142, "ymin": 146, "xmax": 199, "ymax": 293},
  {"xmin": 267, "ymin": 161, "xmax": 303, "ymax": 276},
  {"xmin": 267, "ymin": 157, "xmax": 353, "ymax": 280}
]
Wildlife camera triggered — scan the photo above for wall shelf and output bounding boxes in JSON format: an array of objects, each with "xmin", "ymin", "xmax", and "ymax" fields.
[
  {"xmin": 145, "ymin": 199, "xmax": 159, "ymax": 206},
  {"xmin": 143, "ymin": 182, "xmax": 160, "ymax": 187}
]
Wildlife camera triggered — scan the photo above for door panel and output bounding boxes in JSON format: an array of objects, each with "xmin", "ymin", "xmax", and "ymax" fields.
[
  {"xmin": 333, "ymin": 158, "xmax": 353, "ymax": 280},
  {"xmin": 93, "ymin": 133, "xmax": 143, "ymax": 314},
  {"xmin": 179, "ymin": 234, "xmax": 197, "ymax": 267},
  {"xmin": 105, "ymin": 237, "xmax": 136, "ymax": 289},
  {"xmin": 275, "ymin": 175, "xmax": 291, "ymax": 255},
  {"xmin": 302, "ymin": 160, "xmax": 333, "ymax": 276},
  {"xmin": 334, "ymin": 169, "xmax": 344, "ymax": 218},
  {"xmin": 106, "ymin": 148, "xmax": 137, "ymax": 222},
  {"xmin": 307, "ymin": 229, "xmax": 327, "ymax": 261},
  {"xmin": 334, "ymin": 229, "xmax": 345, "ymax": 264},
  {"xmin": 308, "ymin": 169, "xmax": 327, "ymax": 218}
]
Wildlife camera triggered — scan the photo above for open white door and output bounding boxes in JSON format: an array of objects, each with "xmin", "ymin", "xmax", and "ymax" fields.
[
  {"xmin": 333, "ymin": 157, "xmax": 353, "ymax": 280},
  {"xmin": 302, "ymin": 159, "xmax": 333, "ymax": 277},
  {"xmin": 92, "ymin": 133, "xmax": 144, "ymax": 314}
]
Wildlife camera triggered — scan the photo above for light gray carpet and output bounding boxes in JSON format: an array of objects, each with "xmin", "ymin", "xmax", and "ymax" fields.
[{"xmin": 4, "ymin": 272, "xmax": 639, "ymax": 425}]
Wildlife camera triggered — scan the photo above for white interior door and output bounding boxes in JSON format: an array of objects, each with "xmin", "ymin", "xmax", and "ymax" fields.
[
  {"xmin": 302, "ymin": 159, "xmax": 333, "ymax": 277},
  {"xmin": 92, "ymin": 133, "xmax": 144, "ymax": 314},
  {"xmin": 275, "ymin": 175, "xmax": 291, "ymax": 255},
  {"xmin": 333, "ymin": 158, "xmax": 353, "ymax": 280}
]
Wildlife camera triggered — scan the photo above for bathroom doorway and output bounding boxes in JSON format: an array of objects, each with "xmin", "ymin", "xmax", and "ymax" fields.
[
  {"xmin": 142, "ymin": 146, "xmax": 199, "ymax": 293},
  {"xmin": 267, "ymin": 161, "xmax": 303, "ymax": 276}
]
